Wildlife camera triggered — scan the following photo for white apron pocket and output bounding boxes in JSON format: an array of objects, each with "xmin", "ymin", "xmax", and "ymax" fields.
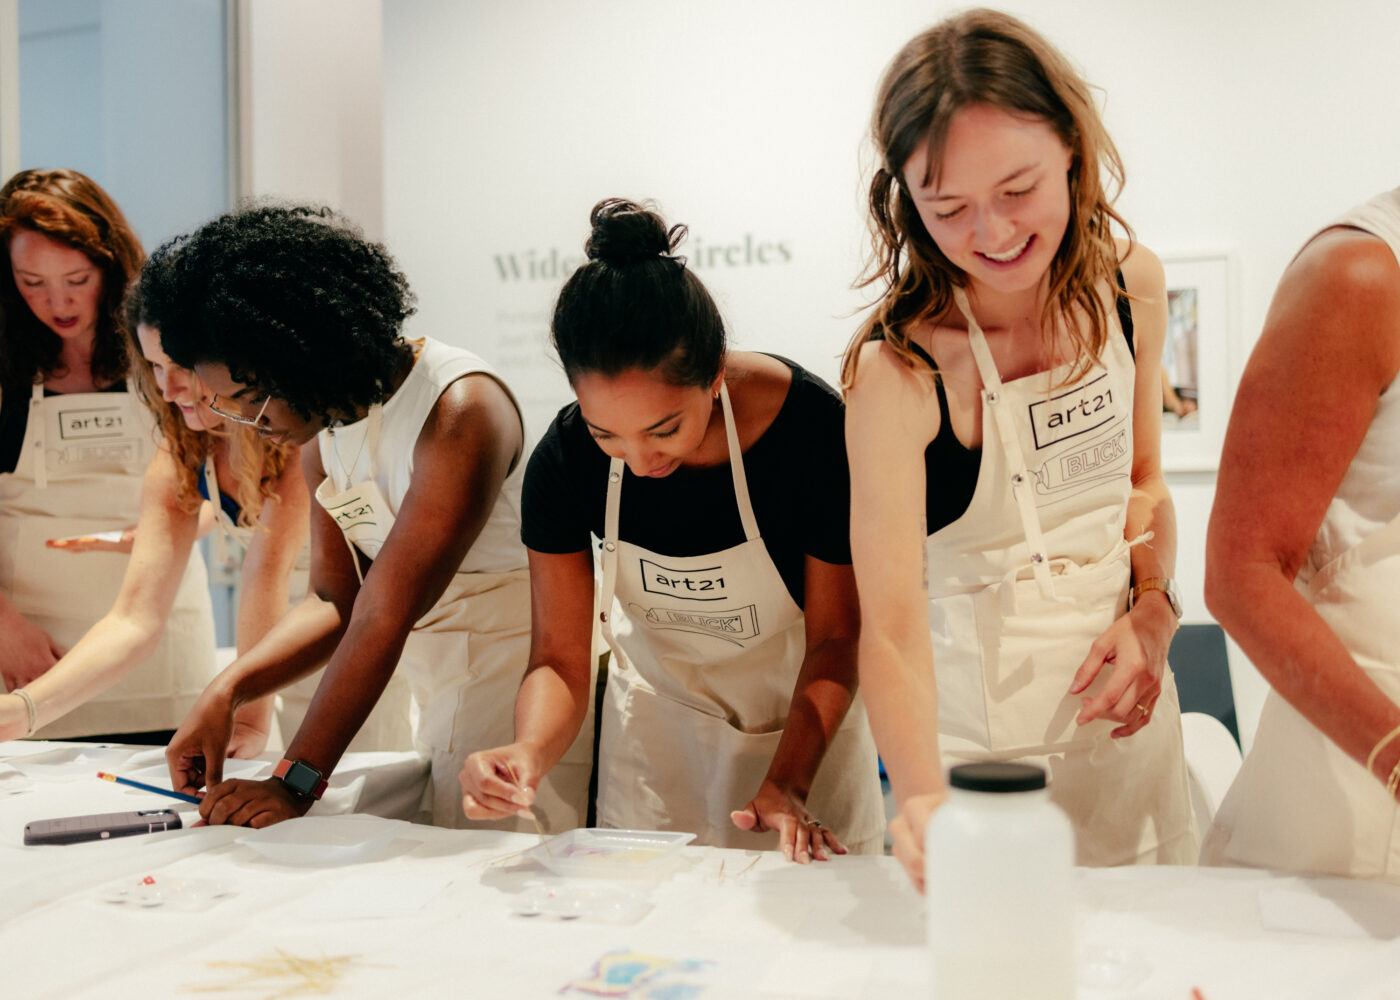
[
  {"xmin": 598, "ymin": 679, "xmax": 782, "ymax": 848},
  {"xmin": 974, "ymin": 549, "xmax": 1129, "ymax": 754}
]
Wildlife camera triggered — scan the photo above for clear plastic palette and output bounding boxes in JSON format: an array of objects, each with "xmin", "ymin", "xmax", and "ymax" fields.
[
  {"xmin": 237, "ymin": 815, "xmax": 399, "ymax": 866},
  {"xmin": 510, "ymin": 884, "xmax": 653, "ymax": 924},
  {"xmin": 97, "ymin": 874, "xmax": 234, "ymax": 913},
  {"xmin": 523, "ymin": 828, "xmax": 694, "ymax": 879}
]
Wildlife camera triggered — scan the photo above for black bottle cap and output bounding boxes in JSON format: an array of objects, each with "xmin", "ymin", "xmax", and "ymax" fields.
[{"xmin": 948, "ymin": 762, "xmax": 1047, "ymax": 792}]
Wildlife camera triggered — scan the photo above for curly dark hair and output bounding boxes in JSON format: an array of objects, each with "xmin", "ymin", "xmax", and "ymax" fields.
[
  {"xmin": 130, "ymin": 204, "xmax": 416, "ymax": 423},
  {"xmin": 0, "ymin": 168, "xmax": 141, "ymax": 389}
]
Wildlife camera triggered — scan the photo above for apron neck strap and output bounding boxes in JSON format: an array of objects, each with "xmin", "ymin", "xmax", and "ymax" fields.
[
  {"xmin": 597, "ymin": 379, "xmax": 761, "ymax": 633},
  {"xmin": 717, "ymin": 382, "xmax": 761, "ymax": 542},
  {"xmin": 203, "ymin": 451, "xmax": 241, "ymax": 535},
  {"xmin": 951, "ymin": 286, "xmax": 1059, "ymax": 598},
  {"xmin": 598, "ymin": 459, "xmax": 624, "ymax": 638},
  {"xmin": 29, "ymin": 382, "xmax": 47, "ymax": 490}
]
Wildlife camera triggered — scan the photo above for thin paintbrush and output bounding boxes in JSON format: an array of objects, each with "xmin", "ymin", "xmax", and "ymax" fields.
[{"xmin": 504, "ymin": 761, "xmax": 551, "ymax": 855}]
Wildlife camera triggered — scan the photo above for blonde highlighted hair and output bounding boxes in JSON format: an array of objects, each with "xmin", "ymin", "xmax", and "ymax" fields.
[
  {"xmin": 123, "ymin": 319, "xmax": 292, "ymax": 528},
  {"xmin": 841, "ymin": 8, "xmax": 1132, "ymax": 389}
]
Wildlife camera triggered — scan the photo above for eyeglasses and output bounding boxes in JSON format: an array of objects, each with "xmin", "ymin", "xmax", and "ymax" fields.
[{"xmin": 207, "ymin": 393, "xmax": 272, "ymax": 429}]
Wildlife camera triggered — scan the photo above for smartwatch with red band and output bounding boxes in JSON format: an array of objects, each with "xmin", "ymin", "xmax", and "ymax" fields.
[{"xmin": 272, "ymin": 758, "xmax": 329, "ymax": 800}]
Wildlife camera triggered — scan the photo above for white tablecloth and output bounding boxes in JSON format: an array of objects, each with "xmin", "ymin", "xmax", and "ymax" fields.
[{"xmin": 3, "ymin": 742, "xmax": 1400, "ymax": 999}]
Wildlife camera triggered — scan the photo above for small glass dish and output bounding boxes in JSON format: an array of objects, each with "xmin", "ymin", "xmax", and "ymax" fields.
[
  {"xmin": 97, "ymin": 874, "xmax": 234, "ymax": 913},
  {"xmin": 524, "ymin": 828, "xmax": 695, "ymax": 879},
  {"xmin": 511, "ymin": 884, "xmax": 653, "ymax": 924}
]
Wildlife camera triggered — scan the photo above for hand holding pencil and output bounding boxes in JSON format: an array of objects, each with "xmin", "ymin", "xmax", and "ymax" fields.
[{"xmin": 97, "ymin": 771, "xmax": 204, "ymax": 805}]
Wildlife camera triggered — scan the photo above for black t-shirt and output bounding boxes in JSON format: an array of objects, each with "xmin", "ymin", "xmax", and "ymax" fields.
[
  {"xmin": 522, "ymin": 357, "xmax": 852, "ymax": 608},
  {"xmin": 0, "ymin": 381, "xmax": 130, "ymax": 474}
]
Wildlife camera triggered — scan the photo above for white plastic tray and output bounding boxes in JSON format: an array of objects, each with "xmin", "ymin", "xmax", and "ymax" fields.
[
  {"xmin": 237, "ymin": 815, "xmax": 398, "ymax": 866},
  {"xmin": 524, "ymin": 828, "xmax": 695, "ymax": 878}
]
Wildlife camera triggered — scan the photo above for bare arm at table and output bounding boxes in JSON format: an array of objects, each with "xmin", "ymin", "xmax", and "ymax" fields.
[
  {"xmin": 1075, "ymin": 243, "xmax": 1183, "ymax": 736},
  {"xmin": 195, "ymin": 374, "xmax": 524, "ymax": 827},
  {"xmin": 225, "ymin": 444, "xmax": 312, "ymax": 755},
  {"xmin": 1205, "ymin": 229, "xmax": 1400, "ymax": 786},
  {"xmin": 460, "ymin": 547, "xmax": 596, "ymax": 820},
  {"xmin": 167, "ymin": 444, "xmax": 362, "ymax": 792},
  {"xmin": 0, "ymin": 448, "xmax": 198, "ymax": 737},
  {"xmin": 845, "ymin": 337, "xmax": 945, "ymax": 889},
  {"xmin": 730, "ymin": 555, "xmax": 863, "ymax": 862}
]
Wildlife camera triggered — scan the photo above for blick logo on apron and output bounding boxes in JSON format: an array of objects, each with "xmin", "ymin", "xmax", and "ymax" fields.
[
  {"xmin": 1031, "ymin": 424, "xmax": 1130, "ymax": 500},
  {"xmin": 640, "ymin": 558, "xmax": 728, "ymax": 601},
  {"xmin": 632, "ymin": 602, "xmax": 761, "ymax": 645},
  {"xmin": 62, "ymin": 442, "xmax": 139, "ymax": 465}
]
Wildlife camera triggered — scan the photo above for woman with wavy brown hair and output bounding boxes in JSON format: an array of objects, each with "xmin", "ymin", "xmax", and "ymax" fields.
[
  {"xmin": 0, "ymin": 167, "xmax": 218, "ymax": 741},
  {"xmin": 842, "ymin": 10, "xmax": 1195, "ymax": 889}
]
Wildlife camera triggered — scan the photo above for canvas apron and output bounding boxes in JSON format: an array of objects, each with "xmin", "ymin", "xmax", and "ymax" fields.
[
  {"xmin": 313, "ymin": 406, "xmax": 591, "ymax": 830},
  {"xmin": 1202, "ymin": 510, "xmax": 1400, "ymax": 878},
  {"xmin": 0, "ymin": 383, "xmax": 215, "ymax": 736},
  {"xmin": 928, "ymin": 288, "xmax": 1196, "ymax": 866},
  {"xmin": 596, "ymin": 384, "xmax": 884, "ymax": 852},
  {"xmin": 211, "ymin": 450, "xmax": 413, "ymax": 754}
]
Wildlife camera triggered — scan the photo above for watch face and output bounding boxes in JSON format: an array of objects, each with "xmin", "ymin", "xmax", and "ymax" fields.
[{"xmin": 282, "ymin": 760, "xmax": 321, "ymax": 796}]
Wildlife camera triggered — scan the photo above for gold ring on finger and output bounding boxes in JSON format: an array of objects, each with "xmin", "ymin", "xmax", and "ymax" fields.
[{"xmin": 1135, "ymin": 701, "xmax": 1151, "ymax": 716}]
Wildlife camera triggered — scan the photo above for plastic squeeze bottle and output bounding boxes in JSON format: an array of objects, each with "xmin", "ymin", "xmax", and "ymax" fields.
[{"xmin": 925, "ymin": 762, "xmax": 1075, "ymax": 999}]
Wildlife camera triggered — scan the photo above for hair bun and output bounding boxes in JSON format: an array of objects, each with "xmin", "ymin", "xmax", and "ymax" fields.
[{"xmin": 585, "ymin": 198, "xmax": 686, "ymax": 266}]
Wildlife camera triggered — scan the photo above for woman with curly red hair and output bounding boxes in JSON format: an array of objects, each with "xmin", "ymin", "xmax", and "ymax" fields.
[{"xmin": 0, "ymin": 168, "xmax": 218, "ymax": 741}]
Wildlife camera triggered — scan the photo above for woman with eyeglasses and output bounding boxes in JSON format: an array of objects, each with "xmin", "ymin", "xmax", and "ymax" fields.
[
  {"xmin": 0, "ymin": 168, "xmax": 218, "ymax": 743},
  {"xmin": 157, "ymin": 204, "xmax": 592, "ymax": 831},
  {"xmin": 0, "ymin": 280, "xmax": 317, "ymax": 745}
]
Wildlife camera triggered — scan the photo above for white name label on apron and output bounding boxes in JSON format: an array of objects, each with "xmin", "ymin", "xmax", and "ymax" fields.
[
  {"xmin": 324, "ymin": 490, "xmax": 383, "ymax": 536},
  {"xmin": 640, "ymin": 557, "xmax": 730, "ymax": 602},
  {"xmin": 632, "ymin": 602, "xmax": 761, "ymax": 645},
  {"xmin": 57, "ymin": 405, "xmax": 128, "ymax": 441}
]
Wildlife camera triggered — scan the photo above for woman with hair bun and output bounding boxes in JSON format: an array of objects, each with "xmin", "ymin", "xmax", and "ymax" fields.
[
  {"xmin": 460, "ymin": 198, "xmax": 885, "ymax": 859},
  {"xmin": 842, "ymin": 10, "xmax": 1195, "ymax": 888},
  {"xmin": 0, "ymin": 168, "xmax": 216, "ymax": 741},
  {"xmin": 158, "ymin": 204, "xmax": 592, "ymax": 831}
]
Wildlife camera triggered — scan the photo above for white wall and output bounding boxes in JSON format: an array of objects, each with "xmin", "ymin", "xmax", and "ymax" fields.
[
  {"xmin": 240, "ymin": 0, "xmax": 383, "ymax": 238},
  {"xmin": 373, "ymin": 1, "xmax": 1400, "ymax": 748}
]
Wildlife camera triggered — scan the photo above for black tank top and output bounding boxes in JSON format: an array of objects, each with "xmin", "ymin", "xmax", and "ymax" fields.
[{"xmin": 893, "ymin": 273, "xmax": 1135, "ymax": 536}]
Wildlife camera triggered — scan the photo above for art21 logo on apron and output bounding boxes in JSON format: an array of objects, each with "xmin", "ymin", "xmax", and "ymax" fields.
[
  {"xmin": 635, "ymin": 558, "xmax": 760, "ymax": 645},
  {"xmin": 1026, "ymin": 372, "xmax": 1130, "ymax": 502}
]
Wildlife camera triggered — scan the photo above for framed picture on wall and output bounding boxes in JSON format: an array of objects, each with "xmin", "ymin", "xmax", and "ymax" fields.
[{"xmin": 1158, "ymin": 254, "xmax": 1234, "ymax": 472}]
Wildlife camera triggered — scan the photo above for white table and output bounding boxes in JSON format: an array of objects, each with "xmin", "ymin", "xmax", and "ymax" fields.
[
  {"xmin": 0, "ymin": 740, "xmax": 428, "ymax": 921},
  {"xmin": 3, "ymin": 743, "xmax": 1400, "ymax": 999}
]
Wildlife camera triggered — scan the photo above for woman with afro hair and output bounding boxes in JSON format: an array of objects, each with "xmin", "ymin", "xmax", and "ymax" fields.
[{"xmin": 157, "ymin": 204, "xmax": 592, "ymax": 830}]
